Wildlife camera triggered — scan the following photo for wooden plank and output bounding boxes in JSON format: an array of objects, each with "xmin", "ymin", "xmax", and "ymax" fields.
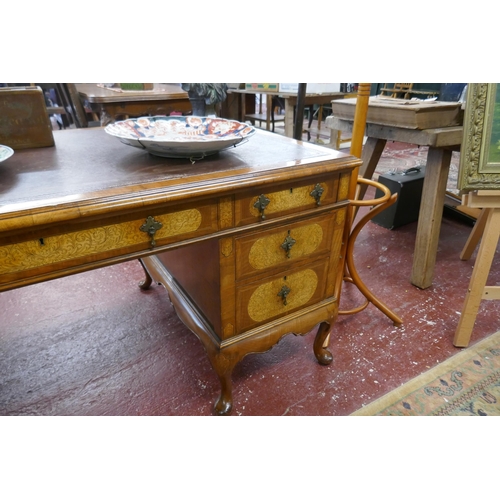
[
  {"xmin": 483, "ymin": 286, "xmax": 500, "ymax": 300},
  {"xmin": 467, "ymin": 193, "xmax": 500, "ymax": 208},
  {"xmin": 325, "ymin": 116, "xmax": 462, "ymax": 148},
  {"xmin": 460, "ymin": 208, "xmax": 489, "ymax": 260}
]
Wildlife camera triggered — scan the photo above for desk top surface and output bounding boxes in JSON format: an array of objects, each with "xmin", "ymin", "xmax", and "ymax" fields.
[
  {"xmin": 0, "ymin": 128, "xmax": 358, "ymax": 226},
  {"xmin": 77, "ymin": 84, "xmax": 189, "ymax": 103}
]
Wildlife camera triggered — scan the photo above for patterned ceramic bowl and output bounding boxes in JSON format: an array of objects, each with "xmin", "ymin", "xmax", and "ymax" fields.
[
  {"xmin": 104, "ymin": 116, "xmax": 256, "ymax": 159},
  {"xmin": 0, "ymin": 145, "xmax": 14, "ymax": 162}
]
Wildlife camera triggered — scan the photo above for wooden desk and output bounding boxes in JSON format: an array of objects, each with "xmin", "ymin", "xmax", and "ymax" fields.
[
  {"xmin": 326, "ymin": 115, "xmax": 463, "ymax": 290},
  {"xmin": 228, "ymin": 89, "xmax": 346, "ymax": 137},
  {"xmin": 0, "ymin": 128, "xmax": 360, "ymax": 414},
  {"xmin": 76, "ymin": 84, "xmax": 192, "ymax": 125}
]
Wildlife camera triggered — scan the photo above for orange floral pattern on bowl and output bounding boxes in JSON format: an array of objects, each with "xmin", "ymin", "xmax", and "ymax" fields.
[{"xmin": 105, "ymin": 116, "xmax": 256, "ymax": 159}]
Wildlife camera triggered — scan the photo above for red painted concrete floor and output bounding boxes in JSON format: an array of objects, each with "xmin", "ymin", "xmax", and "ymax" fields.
[{"xmin": 2, "ymin": 187, "xmax": 500, "ymax": 416}]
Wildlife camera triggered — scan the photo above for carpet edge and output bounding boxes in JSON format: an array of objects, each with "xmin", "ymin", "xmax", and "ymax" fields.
[{"xmin": 350, "ymin": 330, "xmax": 500, "ymax": 416}]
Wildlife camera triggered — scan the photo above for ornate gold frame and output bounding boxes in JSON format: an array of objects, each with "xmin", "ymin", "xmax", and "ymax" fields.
[{"xmin": 458, "ymin": 83, "xmax": 500, "ymax": 191}]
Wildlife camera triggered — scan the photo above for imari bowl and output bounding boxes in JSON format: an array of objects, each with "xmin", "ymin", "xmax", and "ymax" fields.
[{"xmin": 104, "ymin": 116, "xmax": 256, "ymax": 159}]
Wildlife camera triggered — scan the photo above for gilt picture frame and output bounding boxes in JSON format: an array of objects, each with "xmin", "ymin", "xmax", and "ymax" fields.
[{"xmin": 458, "ymin": 83, "xmax": 500, "ymax": 191}]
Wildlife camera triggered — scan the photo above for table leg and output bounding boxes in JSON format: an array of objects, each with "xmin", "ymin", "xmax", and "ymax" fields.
[
  {"xmin": 240, "ymin": 93, "xmax": 246, "ymax": 123},
  {"xmin": 410, "ymin": 147, "xmax": 452, "ymax": 289},
  {"xmin": 284, "ymin": 99, "xmax": 294, "ymax": 138},
  {"xmin": 266, "ymin": 95, "xmax": 272, "ymax": 131},
  {"xmin": 356, "ymin": 137, "xmax": 387, "ymax": 200},
  {"xmin": 138, "ymin": 258, "xmax": 153, "ymax": 290},
  {"xmin": 454, "ymin": 208, "xmax": 500, "ymax": 347},
  {"xmin": 99, "ymin": 106, "xmax": 114, "ymax": 126},
  {"xmin": 314, "ymin": 320, "xmax": 335, "ymax": 365},
  {"xmin": 329, "ymin": 128, "xmax": 340, "ymax": 149}
]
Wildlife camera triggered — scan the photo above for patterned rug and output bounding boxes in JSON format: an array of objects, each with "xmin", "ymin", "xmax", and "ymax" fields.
[{"xmin": 352, "ymin": 330, "xmax": 500, "ymax": 416}]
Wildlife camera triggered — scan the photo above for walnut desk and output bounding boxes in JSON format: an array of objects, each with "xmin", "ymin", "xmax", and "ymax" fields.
[
  {"xmin": 0, "ymin": 128, "xmax": 360, "ymax": 415},
  {"xmin": 326, "ymin": 115, "xmax": 463, "ymax": 289},
  {"xmin": 76, "ymin": 84, "xmax": 192, "ymax": 125}
]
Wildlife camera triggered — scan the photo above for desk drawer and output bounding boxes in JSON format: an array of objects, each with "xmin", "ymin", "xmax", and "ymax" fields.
[
  {"xmin": 234, "ymin": 208, "xmax": 346, "ymax": 282},
  {"xmin": 236, "ymin": 259, "xmax": 329, "ymax": 333},
  {"xmin": 234, "ymin": 172, "xmax": 350, "ymax": 226},
  {"xmin": 0, "ymin": 203, "xmax": 217, "ymax": 288}
]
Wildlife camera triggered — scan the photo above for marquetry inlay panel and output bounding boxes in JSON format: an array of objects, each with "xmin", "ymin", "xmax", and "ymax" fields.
[
  {"xmin": 246, "ymin": 269, "xmax": 319, "ymax": 323},
  {"xmin": 221, "ymin": 237, "xmax": 233, "ymax": 257},
  {"xmin": 338, "ymin": 172, "xmax": 350, "ymax": 200},
  {"xmin": 248, "ymin": 224, "xmax": 323, "ymax": 270},
  {"xmin": 248, "ymin": 183, "xmax": 328, "ymax": 218},
  {"xmin": 336, "ymin": 206, "xmax": 346, "ymax": 225},
  {"xmin": 0, "ymin": 208, "xmax": 202, "ymax": 274},
  {"xmin": 218, "ymin": 196, "xmax": 234, "ymax": 229}
]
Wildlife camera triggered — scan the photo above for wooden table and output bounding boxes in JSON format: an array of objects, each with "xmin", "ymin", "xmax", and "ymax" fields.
[
  {"xmin": 326, "ymin": 115, "xmax": 463, "ymax": 289},
  {"xmin": 228, "ymin": 88, "xmax": 346, "ymax": 137},
  {"xmin": 0, "ymin": 127, "xmax": 360, "ymax": 415},
  {"xmin": 76, "ymin": 83, "xmax": 192, "ymax": 125}
]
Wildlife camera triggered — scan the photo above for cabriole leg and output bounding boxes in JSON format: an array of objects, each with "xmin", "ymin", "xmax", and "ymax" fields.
[
  {"xmin": 313, "ymin": 321, "xmax": 333, "ymax": 365},
  {"xmin": 138, "ymin": 259, "xmax": 153, "ymax": 290}
]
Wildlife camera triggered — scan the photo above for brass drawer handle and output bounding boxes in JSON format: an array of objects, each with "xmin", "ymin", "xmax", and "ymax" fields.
[
  {"xmin": 310, "ymin": 183, "xmax": 324, "ymax": 205},
  {"xmin": 280, "ymin": 231, "xmax": 296, "ymax": 258},
  {"xmin": 140, "ymin": 216, "xmax": 163, "ymax": 248},
  {"xmin": 277, "ymin": 284, "xmax": 291, "ymax": 306},
  {"xmin": 253, "ymin": 194, "xmax": 270, "ymax": 220}
]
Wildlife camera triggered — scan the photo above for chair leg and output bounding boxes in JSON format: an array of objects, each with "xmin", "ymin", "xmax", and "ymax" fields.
[{"xmin": 339, "ymin": 178, "xmax": 403, "ymax": 326}]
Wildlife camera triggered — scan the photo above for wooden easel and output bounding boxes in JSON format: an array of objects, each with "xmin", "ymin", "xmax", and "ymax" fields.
[{"xmin": 454, "ymin": 191, "xmax": 500, "ymax": 347}]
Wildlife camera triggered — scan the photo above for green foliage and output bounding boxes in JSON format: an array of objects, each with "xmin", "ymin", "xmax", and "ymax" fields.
[{"xmin": 181, "ymin": 83, "xmax": 228, "ymax": 105}]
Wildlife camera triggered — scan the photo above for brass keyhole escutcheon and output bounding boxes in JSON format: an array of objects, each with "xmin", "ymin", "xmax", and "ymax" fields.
[
  {"xmin": 140, "ymin": 216, "xmax": 163, "ymax": 248},
  {"xmin": 277, "ymin": 284, "xmax": 291, "ymax": 306},
  {"xmin": 280, "ymin": 231, "xmax": 296, "ymax": 258},
  {"xmin": 254, "ymin": 194, "xmax": 270, "ymax": 220},
  {"xmin": 310, "ymin": 183, "xmax": 324, "ymax": 206}
]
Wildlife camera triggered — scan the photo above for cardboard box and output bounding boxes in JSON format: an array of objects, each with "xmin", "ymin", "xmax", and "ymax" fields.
[
  {"xmin": 0, "ymin": 86, "xmax": 54, "ymax": 150},
  {"xmin": 245, "ymin": 83, "xmax": 279, "ymax": 91},
  {"xmin": 371, "ymin": 167, "xmax": 425, "ymax": 229},
  {"xmin": 331, "ymin": 96, "xmax": 464, "ymax": 129}
]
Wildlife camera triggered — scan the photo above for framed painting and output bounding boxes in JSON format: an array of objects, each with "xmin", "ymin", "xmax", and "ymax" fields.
[{"xmin": 458, "ymin": 83, "xmax": 500, "ymax": 191}]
